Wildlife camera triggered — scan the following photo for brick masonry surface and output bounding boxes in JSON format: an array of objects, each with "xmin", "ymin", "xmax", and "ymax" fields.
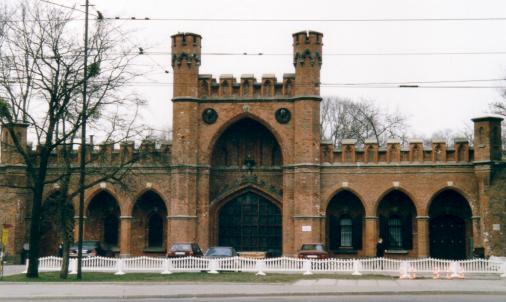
[{"xmin": 0, "ymin": 31, "xmax": 505, "ymax": 262}]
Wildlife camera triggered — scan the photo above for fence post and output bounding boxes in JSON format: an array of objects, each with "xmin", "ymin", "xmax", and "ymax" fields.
[
  {"xmin": 69, "ymin": 258, "xmax": 78, "ymax": 275},
  {"xmin": 450, "ymin": 261, "xmax": 461, "ymax": 279},
  {"xmin": 303, "ymin": 260, "xmax": 313, "ymax": 275},
  {"xmin": 399, "ymin": 261, "xmax": 410, "ymax": 279},
  {"xmin": 208, "ymin": 259, "xmax": 219, "ymax": 274},
  {"xmin": 114, "ymin": 258, "xmax": 125, "ymax": 275},
  {"xmin": 501, "ymin": 262, "xmax": 506, "ymax": 278},
  {"xmin": 255, "ymin": 259, "xmax": 266, "ymax": 276},
  {"xmin": 352, "ymin": 260, "xmax": 362, "ymax": 276},
  {"xmin": 161, "ymin": 258, "xmax": 173, "ymax": 275},
  {"xmin": 22, "ymin": 259, "xmax": 29, "ymax": 274}
]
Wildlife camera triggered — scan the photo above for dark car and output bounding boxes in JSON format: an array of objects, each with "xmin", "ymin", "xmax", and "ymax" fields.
[
  {"xmin": 69, "ymin": 241, "xmax": 112, "ymax": 258},
  {"xmin": 204, "ymin": 246, "xmax": 238, "ymax": 258},
  {"xmin": 297, "ymin": 243, "xmax": 329, "ymax": 259},
  {"xmin": 166, "ymin": 243, "xmax": 203, "ymax": 257}
]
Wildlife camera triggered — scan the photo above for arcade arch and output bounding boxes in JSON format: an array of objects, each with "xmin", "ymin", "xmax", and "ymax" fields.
[{"xmin": 429, "ymin": 189, "xmax": 472, "ymax": 259}]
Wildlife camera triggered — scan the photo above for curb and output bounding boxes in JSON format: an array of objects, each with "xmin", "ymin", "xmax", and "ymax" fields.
[{"xmin": 2, "ymin": 290, "xmax": 506, "ymax": 300}]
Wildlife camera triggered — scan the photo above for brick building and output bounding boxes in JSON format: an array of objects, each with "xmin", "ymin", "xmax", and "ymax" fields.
[{"xmin": 0, "ymin": 31, "xmax": 505, "ymax": 261}]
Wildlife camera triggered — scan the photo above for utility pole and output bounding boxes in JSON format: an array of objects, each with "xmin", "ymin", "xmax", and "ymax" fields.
[{"xmin": 77, "ymin": 0, "xmax": 90, "ymax": 280}]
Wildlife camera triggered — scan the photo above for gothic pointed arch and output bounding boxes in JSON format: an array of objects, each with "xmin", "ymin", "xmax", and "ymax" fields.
[
  {"xmin": 377, "ymin": 190, "xmax": 417, "ymax": 251},
  {"xmin": 428, "ymin": 189, "xmax": 472, "ymax": 259},
  {"xmin": 209, "ymin": 117, "xmax": 283, "ymax": 202},
  {"xmin": 206, "ymin": 112, "xmax": 286, "ymax": 164},
  {"xmin": 131, "ymin": 190, "xmax": 168, "ymax": 255},
  {"xmin": 40, "ymin": 191, "xmax": 74, "ymax": 256},
  {"xmin": 325, "ymin": 190, "xmax": 365, "ymax": 253},
  {"xmin": 86, "ymin": 191, "xmax": 120, "ymax": 249},
  {"xmin": 214, "ymin": 189, "xmax": 282, "ymax": 256}
]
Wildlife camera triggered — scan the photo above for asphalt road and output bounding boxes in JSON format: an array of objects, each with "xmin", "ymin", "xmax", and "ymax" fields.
[{"xmin": 7, "ymin": 295, "xmax": 506, "ymax": 302}]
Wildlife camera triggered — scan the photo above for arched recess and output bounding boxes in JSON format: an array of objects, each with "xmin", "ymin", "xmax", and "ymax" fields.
[
  {"xmin": 215, "ymin": 190, "xmax": 282, "ymax": 256},
  {"xmin": 326, "ymin": 190, "xmax": 365, "ymax": 253},
  {"xmin": 209, "ymin": 117, "xmax": 284, "ymax": 255},
  {"xmin": 209, "ymin": 117, "xmax": 283, "ymax": 201},
  {"xmin": 131, "ymin": 190, "xmax": 168, "ymax": 255},
  {"xmin": 86, "ymin": 191, "xmax": 120, "ymax": 249},
  {"xmin": 429, "ymin": 189, "xmax": 472, "ymax": 260},
  {"xmin": 40, "ymin": 191, "xmax": 74, "ymax": 256},
  {"xmin": 206, "ymin": 113, "xmax": 286, "ymax": 165},
  {"xmin": 377, "ymin": 190, "xmax": 417, "ymax": 251}
]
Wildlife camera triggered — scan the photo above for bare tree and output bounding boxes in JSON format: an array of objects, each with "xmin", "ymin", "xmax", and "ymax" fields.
[
  {"xmin": 0, "ymin": 1, "xmax": 147, "ymax": 278},
  {"xmin": 490, "ymin": 98, "xmax": 506, "ymax": 149},
  {"xmin": 422, "ymin": 125, "xmax": 474, "ymax": 148},
  {"xmin": 320, "ymin": 97, "xmax": 409, "ymax": 147}
]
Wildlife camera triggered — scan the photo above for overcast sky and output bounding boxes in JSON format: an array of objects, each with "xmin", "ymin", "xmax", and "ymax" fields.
[{"xmin": 26, "ymin": 0, "xmax": 506, "ymax": 138}]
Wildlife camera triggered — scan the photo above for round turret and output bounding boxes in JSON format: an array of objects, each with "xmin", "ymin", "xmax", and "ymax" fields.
[
  {"xmin": 171, "ymin": 32, "xmax": 202, "ymax": 97},
  {"xmin": 292, "ymin": 31, "xmax": 323, "ymax": 96}
]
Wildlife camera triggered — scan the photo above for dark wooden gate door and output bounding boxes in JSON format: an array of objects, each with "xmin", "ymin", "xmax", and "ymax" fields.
[
  {"xmin": 429, "ymin": 215, "xmax": 466, "ymax": 260},
  {"xmin": 219, "ymin": 192, "xmax": 281, "ymax": 256}
]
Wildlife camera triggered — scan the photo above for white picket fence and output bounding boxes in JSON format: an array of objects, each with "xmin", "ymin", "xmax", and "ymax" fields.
[{"xmin": 25, "ymin": 256, "xmax": 506, "ymax": 278}]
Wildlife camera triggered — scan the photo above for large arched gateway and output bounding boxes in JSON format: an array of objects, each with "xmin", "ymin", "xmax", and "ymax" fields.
[
  {"xmin": 211, "ymin": 117, "xmax": 283, "ymax": 256},
  {"xmin": 429, "ymin": 190, "xmax": 472, "ymax": 260},
  {"xmin": 218, "ymin": 192, "xmax": 281, "ymax": 256}
]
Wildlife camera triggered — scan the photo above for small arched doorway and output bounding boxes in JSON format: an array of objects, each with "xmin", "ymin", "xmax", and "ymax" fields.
[
  {"xmin": 326, "ymin": 191, "xmax": 365, "ymax": 253},
  {"xmin": 429, "ymin": 190, "xmax": 472, "ymax": 260},
  {"xmin": 40, "ymin": 192, "xmax": 74, "ymax": 256},
  {"xmin": 131, "ymin": 191, "xmax": 167, "ymax": 255},
  {"xmin": 86, "ymin": 191, "xmax": 120, "ymax": 249},
  {"xmin": 218, "ymin": 191, "xmax": 282, "ymax": 256},
  {"xmin": 377, "ymin": 190, "xmax": 417, "ymax": 252}
]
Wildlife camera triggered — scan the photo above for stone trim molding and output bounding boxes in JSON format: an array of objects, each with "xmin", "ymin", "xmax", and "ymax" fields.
[
  {"xmin": 416, "ymin": 216, "xmax": 430, "ymax": 220},
  {"xmin": 365, "ymin": 216, "xmax": 379, "ymax": 220},
  {"xmin": 293, "ymin": 215, "xmax": 325, "ymax": 219},
  {"xmin": 119, "ymin": 216, "xmax": 133, "ymax": 219},
  {"xmin": 166, "ymin": 215, "xmax": 198, "ymax": 220}
]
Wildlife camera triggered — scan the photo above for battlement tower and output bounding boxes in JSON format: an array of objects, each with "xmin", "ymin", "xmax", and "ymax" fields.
[{"xmin": 292, "ymin": 31, "xmax": 323, "ymax": 96}]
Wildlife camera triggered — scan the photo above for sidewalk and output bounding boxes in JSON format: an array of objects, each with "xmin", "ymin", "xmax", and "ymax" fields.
[
  {"xmin": 0, "ymin": 279, "xmax": 505, "ymax": 299},
  {"xmin": 1, "ymin": 265, "xmax": 25, "ymax": 277}
]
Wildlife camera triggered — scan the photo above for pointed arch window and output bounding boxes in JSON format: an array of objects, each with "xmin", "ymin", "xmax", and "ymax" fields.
[
  {"xmin": 388, "ymin": 216, "xmax": 402, "ymax": 249},
  {"xmin": 147, "ymin": 212, "xmax": 164, "ymax": 247},
  {"xmin": 104, "ymin": 214, "xmax": 119, "ymax": 246},
  {"xmin": 339, "ymin": 217, "xmax": 353, "ymax": 247}
]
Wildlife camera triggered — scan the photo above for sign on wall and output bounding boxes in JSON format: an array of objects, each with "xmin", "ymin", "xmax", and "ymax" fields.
[{"xmin": 302, "ymin": 225, "xmax": 312, "ymax": 232}]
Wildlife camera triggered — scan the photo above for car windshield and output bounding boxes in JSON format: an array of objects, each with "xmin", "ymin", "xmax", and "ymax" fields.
[
  {"xmin": 171, "ymin": 244, "xmax": 192, "ymax": 252},
  {"xmin": 205, "ymin": 247, "xmax": 233, "ymax": 257},
  {"xmin": 72, "ymin": 241, "xmax": 98, "ymax": 250},
  {"xmin": 301, "ymin": 244, "xmax": 324, "ymax": 251}
]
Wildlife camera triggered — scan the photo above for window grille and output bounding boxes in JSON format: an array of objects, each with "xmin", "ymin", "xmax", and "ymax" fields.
[
  {"xmin": 388, "ymin": 217, "xmax": 402, "ymax": 249},
  {"xmin": 340, "ymin": 217, "xmax": 353, "ymax": 247}
]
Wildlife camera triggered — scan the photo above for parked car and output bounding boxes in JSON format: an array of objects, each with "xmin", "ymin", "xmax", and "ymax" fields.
[
  {"xmin": 69, "ymin": 241, "xmax": 112, "ymax": 258},
  {"xmin": 297, "ymin": 243, "xmax": 329, "ymax": 259},
  {"xmin": 204, "ymin": 246, "xmax": 238, "ymax": 258},
  {"xmin": 166, "ymin": 243, "xmax": 203, "ymax": 257}
]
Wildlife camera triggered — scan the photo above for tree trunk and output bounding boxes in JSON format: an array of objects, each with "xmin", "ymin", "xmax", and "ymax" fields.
[
  {"xmin": 59, "ymin": 239, "xmax": 70, "ymax": 279},
  {"xmin": 26, "ymin": 185, "xmax": 43, "ymax": 278},
  {"xmin": 26, "ymin": 154, "xmax": 50, "ymax": 278},
  {"xmin": 59, "ymin": 192, "xmax": 73, "ymax": 279}
]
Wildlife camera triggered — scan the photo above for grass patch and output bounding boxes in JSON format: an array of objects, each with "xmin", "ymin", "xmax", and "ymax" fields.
[{"xmin": 1, "ymin": 272, "xmax": 394, "ymax": 283}]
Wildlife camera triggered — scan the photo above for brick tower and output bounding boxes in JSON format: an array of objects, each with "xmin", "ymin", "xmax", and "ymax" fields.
[
  {"xmin": 288, "ymin": 31, "xmax": 324, "ymax": 252},
  {"xmin": 169, "ymin": 33, "xmax": 202, "ymax": 245}
]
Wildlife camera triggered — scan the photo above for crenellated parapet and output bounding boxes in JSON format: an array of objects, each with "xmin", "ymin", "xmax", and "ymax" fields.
[
  {"xmin": 172, "ymin": 30, "xmax": 322, "ymax": 101},
  {"xmin": 323, "ymin": 138, "xmax": 475, "ymax": 164},
  {"xmin": 26, "ymin": 139, "xmax": 173, "ymax": 168},
  {"xmin": 197, "ymin": 73, "xmax": 295, "ymax": 98}
]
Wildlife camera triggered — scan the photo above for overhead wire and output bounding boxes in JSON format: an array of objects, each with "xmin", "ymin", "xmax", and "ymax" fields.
[{"xmin": 7, "ymin": 15, "xmax": 506, "ymax": 23}]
